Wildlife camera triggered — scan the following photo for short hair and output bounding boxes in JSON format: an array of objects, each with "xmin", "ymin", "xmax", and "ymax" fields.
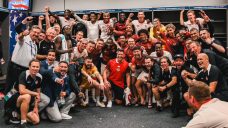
[
  {"xmin": 145, "ymin": 55, "xmax": 155, "ymax": 62},
  {"xmin": 48, "ymin": 49, "xmax": 56, "ymax": 54},
  {"xmin": 97, "ymin": 38, "xmax": 104, "ymax": 42},
  {"xmin": 191, "ymin": 41, "xmax": 201, "ymax": 47},
  {"xmin": 59, "ymin": 61, "xmax": 69, "ymax": 66},
  {"xmin": 90, "ymin": 12, "xmax": 96, "ymax": 15},
  {"xmin": 76, "ymin": 31, "xmax": 84, "ymax": 35},
  {"xmin": 84, "ymin": 56, "xmax": 92, "ymax": 61},
  {"xmin": 155, "ymin": 42, "xmax": 163, "ymax": 46},
  {"xmin": 133, "ymin": 46, "xmax": 142, "ymax": 51},
  {"xmin": 88, "ymin": 40, "xmax": 96, "ymax": 45},
  {"xmin": 188, "ymin": 81, "xmax": 211, "ymax": 102},
  {"xmin": 137, "ymin": 29, "xmax": 149, "ymax": 37},
  {"xmin": 31, "ymin": 25, "xmax": 41, "ymax": 31},
  {"xmin": 29, "ymin": 59, "xmax": 40, "ymax": 66},
  {"xmin": 190, "ymin": 28, "xmax": 199, "ymax": 32},
  {"xmin": 160, "ymin": 56, "xmax": 171, "ymax": 65},
  {"xmin": 166, "ymin": 23, "xmax": 176, "ymax": 30},
  {"xmin": 187, "ymin": 10, "xmax": 195, "ymax": 15},
  {"xmin": 200, "ymin": 28, "xmax": 210, "ymax": 33},
  {"xmin": 117, "ymin": 48, "xmax": 124, "ymax": 53}
]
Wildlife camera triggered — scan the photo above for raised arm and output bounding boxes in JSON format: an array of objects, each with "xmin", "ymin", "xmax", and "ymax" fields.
[
  {"xmin": 44, "ymin": 6, "xmax": 51, "ymax": 30},
  {"xmin": 180, "ymin": 10, "xmax": 185, "ymax": 26},
  {"xmin": 126, "ymin": 13, "xmax": 134, "ymax": 25}
]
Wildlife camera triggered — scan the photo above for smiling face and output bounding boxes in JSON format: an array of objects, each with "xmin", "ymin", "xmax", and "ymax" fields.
[
  {"xmin": 103, "ymin": 13, "xmax": 110, "ymax": 24},
  {"xmin": 86, "ymin": 42, "xmax": 96, "ymax": 53},
  {"xmin": 160, "ymin": 58, "xmax": 169, "ymax": 70},
  {"xmin": 47, "ymin": 51, "xmax": 56, "ymax": 63},
  {"xmin": 187, "ymin": 12, "xmax": 196, "ymax": 22},
  {"xmin": 200, "ymin": 30, "xmax": 210, "ymax": 40},
  {"xmin": 197, "ymin": 53, "xmax": 209, "ymax": 69},
  {"xmin": 116, "ymin": 51, "xmax": 125, "ymax": 62},
  {"xmin": 85, "ymin": 58, "xmax": 93, "ymax": 69},
  {"xmin": 59, "ymin": 62, "xmax": 68, "ymax": 76},
  {"xmin": 133, "ymin": 49, "xmax": 142, "ymax": 59},
  {"xmin": 127, "ymin": 38, "xmax": 135, "ymax": 48},
  {"xmin": 46, "ymin": 28, "xmax": 56, "ymax": 41},
  {"xmin": 190, "ymin": 29, "xmax": 199, "ymax": 41},
  {"xmin": 29, "ymin": 61, "xmax": 40, "ymax": 76},
  {"xmin": 189, "ymin": 42, "xmax": 201, "ymax": 56},
  {"xmin": 145, "ymin": 58, "xmax": 154, "ymax": 70},
  {"xmin": 174, "ymin": 58, "xmax": 184, "ymax": 69},
  {"xmin": 30, "ymin": 27, "xmax": 41, "ymax": 42},
  {"xmin": 137, "ymin": 11, "xmax": 145, "ymax": 23}
]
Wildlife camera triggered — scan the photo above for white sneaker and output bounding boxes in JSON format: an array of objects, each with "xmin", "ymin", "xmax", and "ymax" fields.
[
  {"xmin": 106, "ymin": 101, "xmax": 112, "ymax": 108},
  {"xmin": 96, "ymin": 101, "xmax": 105, "ymax": 108},
  {"xmin": 61, "ymin": 113, "xmax": 72, "ymax": 120}
]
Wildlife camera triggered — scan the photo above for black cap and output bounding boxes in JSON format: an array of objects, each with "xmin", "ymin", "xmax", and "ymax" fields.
[{"xmin": 174, "ymin": 54, "xmax": 184, "ymax": 60}]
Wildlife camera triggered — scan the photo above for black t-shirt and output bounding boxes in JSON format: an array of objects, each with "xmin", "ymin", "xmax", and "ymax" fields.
[
  {"xmin": 38, "ymin": 40, "xmax": 55, "ymax": 56},
  {"xmin": 15, "ymin": 71, "xmax": 42, "ymax": 92},
  {"xmin": 176, "ymin": 64, "xmax": 195, "ymax": 93},
  {"xmin": 195, "ymin": 65, "xmax": 228, "ymax": 95},
  {"xmin": 161, "ymin": 67, "xmax": 177, "ymax": 86}
]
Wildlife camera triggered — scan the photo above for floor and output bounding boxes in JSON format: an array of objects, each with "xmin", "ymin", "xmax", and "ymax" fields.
[{"xmin": 0, "ymin": 102, "xmax": 189, "ymax": 128}]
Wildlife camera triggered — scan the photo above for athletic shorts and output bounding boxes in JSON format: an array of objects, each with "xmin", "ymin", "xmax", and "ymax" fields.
[{"xmin": 110, "ymin": 81, "xmax": 124, "ymax": 101}]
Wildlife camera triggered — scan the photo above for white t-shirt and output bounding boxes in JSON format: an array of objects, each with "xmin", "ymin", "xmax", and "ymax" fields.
[
  {"xmin": 132, "ymin": 20, "xmax": 152, "ymax": 34},
  {"xmin": 186, "ymin": 98, "xmax": 228, "ymax": 128},
  {"xmin": 150, "ymin": 51, "xmax": 173, "ymax": 63},
  {"xmin": 59, "ymin": 16, "xmax": 75, "ymax": 27},
  {"xmin": 98, "ymin": 19, "xmax": 114, "ymax": 42},
  {"xmin": 11, "ymin": 35, "xmax": 37, "ymax": 68},
  {"xmin": 184, "ymin": 18, "xmax": 204, "ymax": 31},
  {"xmin": 71, "ymin": 47, "xmax": 88, "ymax": 61},
  {"xmin": 75, "ymin": 14, "xmax": 99, "ymax": 42}
]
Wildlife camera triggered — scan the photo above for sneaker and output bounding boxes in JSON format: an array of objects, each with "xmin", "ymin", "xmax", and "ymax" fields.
[
  {"xmin": 9, "ymin": 117, "xmax": 20, "ymax": 124},
  {"xmin": 19, "ymin": 123, "xmax": 29, "ymax": 128},
  {"xmin": 106, "ymin": 101, "xmax": 112, "ymax": 108},
  {"xmin": 61, "ymin": 113, "xmax": 72, "ymax": 120},
  {"xmin": 96, "ymin": 101, "xmax": 105, "ymax": 108},
  {"xmin": 156, "ymin": 106, "xmax": 162, "ymax": 112}
]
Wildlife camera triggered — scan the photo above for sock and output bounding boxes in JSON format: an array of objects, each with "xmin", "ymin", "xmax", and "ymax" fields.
[
  {"xmin": 157, "ymin": 100, "xmax": 162, "ymax": 107},
  {"xmin": 92, "ymin": 88, "xmax": 96, "ymax": 100},
  {"xmin": 96, "ymin": 96, "xmax": 100, "ymax": 103},
  {"xmin": 21, "ymin": 120, "xmax": 26, "ymax": 124},
  {"xmin": 85, "ymin": 89, "xmax": 89, "ymax": 103}
]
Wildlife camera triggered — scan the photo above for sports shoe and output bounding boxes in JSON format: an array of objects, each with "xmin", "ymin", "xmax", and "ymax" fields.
[
  {"xmin": 106, "ymin": 101, "xmax": 112, "ymax": 108},
  {"xmin": 96, "ymin": 101, "xmax": 105, "ymax": 108},
  {"xmin": 9, "ymin": 117, "xmax": 20, "ymax": 124},
  {"xmin": 19, "ymin": 123, "xmax": 29, "ymax": 128},
  {"xmin": 61, "ymin": 113, "xmax": 72, "ymax": 120}
]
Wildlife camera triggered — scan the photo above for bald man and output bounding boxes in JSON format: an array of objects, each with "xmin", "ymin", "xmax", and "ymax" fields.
[{"xmin": 182, "ymin": 53, "xmax": 228, "ymax": 101}]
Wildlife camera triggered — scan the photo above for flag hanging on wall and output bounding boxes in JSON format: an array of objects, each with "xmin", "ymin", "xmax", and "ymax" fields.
[{"xmin": 9, "ymin": 10, "xmax": 27, "ymax": 54}]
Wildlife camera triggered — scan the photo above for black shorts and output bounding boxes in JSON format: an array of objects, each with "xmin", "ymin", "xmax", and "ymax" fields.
[
  {"xmin": 110, "ymin": 81, "xmax": 124, "ymax": 101},
  {"xmin": 5, "ymin": 92, "xmax": 35, "ymax": 113}
]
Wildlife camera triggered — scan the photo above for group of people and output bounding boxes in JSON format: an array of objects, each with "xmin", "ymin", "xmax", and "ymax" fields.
[{"xmin": 2, "ymin": 6, "xmax": 228, "ymax": 128}]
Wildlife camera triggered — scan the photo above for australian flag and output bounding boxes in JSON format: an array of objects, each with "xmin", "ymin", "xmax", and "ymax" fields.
[{"xmin": 9, "ymin": 10, "xmax": 27, "ymax": 54}]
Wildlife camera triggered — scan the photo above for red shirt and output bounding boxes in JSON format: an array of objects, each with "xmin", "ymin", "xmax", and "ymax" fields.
[
  {"xmin": 106, "ymin": 59, "xmax": 129, "ymax": 88},
  {"xmin": 136, "ymin": 41, "xmax": 154, "ymax": 55},
  {"xmin": 131, "ymin": 55, "xmax": 145, "ymax": 69},
  {"xmin": 124, "ymin": 46, "xmax": 134, "ymax": 62}
]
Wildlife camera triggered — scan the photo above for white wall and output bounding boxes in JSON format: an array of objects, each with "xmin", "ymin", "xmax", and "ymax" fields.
[
  {"xmin": 33, "ymin": 0, "xmax": 228, "ymax": 12},
  {"xmin": 0, "ymin": 0, "xmax": 3, "ymax": 7}
]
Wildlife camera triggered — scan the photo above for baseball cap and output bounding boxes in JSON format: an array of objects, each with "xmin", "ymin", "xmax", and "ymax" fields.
[{"xmin": 174, "ymin": 54, "xmax": 184, "ymax": 61}]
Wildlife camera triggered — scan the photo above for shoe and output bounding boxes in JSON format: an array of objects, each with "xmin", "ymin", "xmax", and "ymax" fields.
[
  {"xmin": 19, "ymin": 123, "xmax": 29, "ymax": 128},
  {"xmin": 61, "ymin": 113, "xmax": 72, "ymax": 120},
  {"xmin": 106, "ymin": 101, "xmax": 112, "ymax": 108},
  {"xmin": 96, "ymin": 101, "xmax": 105, "ymax": 108},
  {"xmin": 9, "ymin": 117, "xmax": 20, "ymax": 124},
  {"xmin": 156, "ymin": 106, "xmax": 162, "ymax": 112}
]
